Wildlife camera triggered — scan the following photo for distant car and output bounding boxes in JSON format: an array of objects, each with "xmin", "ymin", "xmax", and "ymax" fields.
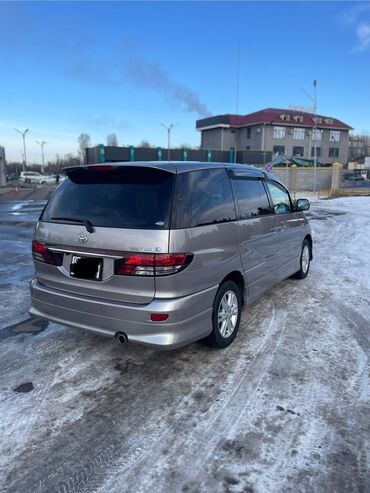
[
  {"xmin": 19, "ymin": 171, "xmax": 56, "ymax": 185},
  {"xmin": 7, "ymin": 172, "xmax": 20, "ymax": 182},
  {"xmin": 346, "ymin": 174, "xmax": 365, "ymax": 181}
]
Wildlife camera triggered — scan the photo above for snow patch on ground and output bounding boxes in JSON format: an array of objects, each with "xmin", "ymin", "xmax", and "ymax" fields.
[{"xmin": 0, "ymin": 196, "xmax": 369, "ymax": 493}]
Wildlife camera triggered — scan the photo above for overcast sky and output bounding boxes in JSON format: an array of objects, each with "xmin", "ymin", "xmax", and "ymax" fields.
[{"xmin": 1, "ymin": 1, "xmax": 369, "ymax": 163}]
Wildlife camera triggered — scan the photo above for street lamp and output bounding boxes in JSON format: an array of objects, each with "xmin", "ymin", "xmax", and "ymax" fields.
[
  {"xmin": 15, "ymin": 128, "xmax": 31, "ymax": 172},
  {"xmin": 36, "ymin": 140, "xmax": 47, "ymax": 174},
  {"xmin": 161, "ymin": 123, "xmax": 177, "ymax": 161},
  {"xmin": 302, "ymin": 80, "xmax": 318, "ymax": 193}
]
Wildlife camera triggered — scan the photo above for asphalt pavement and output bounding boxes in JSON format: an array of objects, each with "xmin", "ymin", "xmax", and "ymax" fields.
[{"xmin": 0, "ymin": 193, "xmax": 369, "ymax": 493}]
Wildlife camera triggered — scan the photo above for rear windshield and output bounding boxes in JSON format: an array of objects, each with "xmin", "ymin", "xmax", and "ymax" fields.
[{"xmin": 41, "ymin": 166, "xmax": 175, "ymax": 229}]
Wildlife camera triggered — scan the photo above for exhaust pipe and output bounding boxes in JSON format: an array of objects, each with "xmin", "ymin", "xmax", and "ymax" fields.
[{"xmin": 115, "ymin": 331, "xmax": 128, "ymax": 344}]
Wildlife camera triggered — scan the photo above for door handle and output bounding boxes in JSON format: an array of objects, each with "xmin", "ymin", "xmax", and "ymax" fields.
[{"xmin": 270, "ymin": 225, "xmax": 287, "ymax": 233}]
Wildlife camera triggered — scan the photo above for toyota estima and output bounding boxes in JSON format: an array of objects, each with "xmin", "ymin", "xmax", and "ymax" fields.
[{"xmin": 30, "ymin": 162, "xmax": 312, "ymax": 349}]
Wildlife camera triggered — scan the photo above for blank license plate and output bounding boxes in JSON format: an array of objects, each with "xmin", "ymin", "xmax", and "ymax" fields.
[{"xmin": 70, "ymin": 256, "xmax": 103, "ymax": 281}]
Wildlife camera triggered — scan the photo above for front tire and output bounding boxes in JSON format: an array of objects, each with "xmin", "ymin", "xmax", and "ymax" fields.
[
  {"xmin": 292, "ymin": 239, "xmax": 311, "ymax": 279},
  {"xmin": 204, "ymin": 280, "xmax": 242, "ymax": 349}
]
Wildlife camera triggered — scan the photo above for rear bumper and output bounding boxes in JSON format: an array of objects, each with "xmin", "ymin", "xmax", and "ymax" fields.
[{"xmin": 30, "ymin": 278, "xmax": 217, "ymax": 350}]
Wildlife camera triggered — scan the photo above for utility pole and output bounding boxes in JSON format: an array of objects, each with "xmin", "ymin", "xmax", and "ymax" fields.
[
  {"xmin": 36, "ymin": 140, "xmax": 47, "ymax": 174},
  {"xmin": 160, "ymin": 123, "xmax": 177, "ymax": 161},
  {"xmin": 234, "ymin": 39, "xmax": 240, "ymax": 163},
  {"xmin": 313, "ymin": 80, "xmax": 318, "ymax": 194},
  {"xmin": 15, "ymin": 128, "xmax": 31, "ymax": 172},
  {"xmin": 302, "ymin": 80, "xmax": 318, "ymax": 193}
]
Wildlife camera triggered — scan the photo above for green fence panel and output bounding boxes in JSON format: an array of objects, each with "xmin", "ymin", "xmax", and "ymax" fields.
[{"xmin": 98, "ymin": 144, "xmax": 105, "ymax": 163}]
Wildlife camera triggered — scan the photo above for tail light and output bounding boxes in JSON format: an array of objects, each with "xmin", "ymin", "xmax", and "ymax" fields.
[
  {"xmin": 32, "ymin": 241, "xmax": 63, "ymax": 266},
  {"xmin": 115, "ymin": 253, "xmax": 193, "ymax": 276}
]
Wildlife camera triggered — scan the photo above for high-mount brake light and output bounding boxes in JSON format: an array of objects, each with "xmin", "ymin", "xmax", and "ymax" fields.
[
  {"xmin": 114, "ymin": 253, "xmax": 193, "ymax": 277},
  {"xmin": 32, "ymin": 241, "xmax": 63, "ymax": 266},
  {"xmin": 88, "ymin": 165, "xmax": 114, "ymax": 172}
]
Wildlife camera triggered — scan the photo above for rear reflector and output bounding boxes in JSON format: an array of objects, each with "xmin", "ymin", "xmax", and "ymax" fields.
[
  {"xmin": 150, "ymin": 313, "xmax": 169, "ymax": 322},
  {"xmin": 115, "ymin": 253, "xmax": 193, "ymax": 277},
  {"xmin": 32, "ymin": 241, "xmax": 63, "ymax": 266}
]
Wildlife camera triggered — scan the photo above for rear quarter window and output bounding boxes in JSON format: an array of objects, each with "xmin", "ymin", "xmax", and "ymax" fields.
[{"xmin": 173, "ymin": 168, "xmax": 236, "ymax": 228}]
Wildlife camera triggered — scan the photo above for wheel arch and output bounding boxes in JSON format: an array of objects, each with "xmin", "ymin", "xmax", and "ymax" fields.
[{"xmin": 220, "ymin": 270, "xmax": 246, "ymax": 306}]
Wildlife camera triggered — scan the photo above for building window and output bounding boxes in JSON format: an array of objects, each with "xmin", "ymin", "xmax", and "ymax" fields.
[
  {"xmin": 293, "ymin": 115, "xmax": 304, "ymax": 123},
  {"xmin": 311, "ymin": 147, "xmax": 321, "ymax": 157},
  {"xmin": 293, "ymin": 146, "xmax": 304, "ymax": 157},
  {"xmin": 273, "ymin": 126, "xmax": 286, "ymax": 139},
  {"xmin": 293, "ymin": 128, "xmax": 305, "ymax": 140},
  {"xmin": 329, "ymin": 147, "xmax": 339, "ymax": 158},
  {"xmin": 312, "ymin": 129, "xmax": 323, "ymax": 141},
  {"xmin": 330, "ymin": 130, "xmax": 341, "ymax": 142},
  {"xmin": 313, "ymin": 117, "xmax": 322, "ymax": 124},
  {"xmin": 324, "ymin": 118, "xmax": 333, "ymax": 124},
  {"xmin": 280, "ymin": 114, "xmax": 290, "ymax": 122},
  {"xmin": 246, "ymin": 127, "xmax": 251, "ymax": 139},
  {"xmin": 273, "ymin": 145, "xmax": 285, "ymax": 155}
]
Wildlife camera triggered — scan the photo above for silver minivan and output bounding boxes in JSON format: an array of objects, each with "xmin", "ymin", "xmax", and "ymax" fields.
[{"xmin": 30, "ymin": 162, "xmax": 312, "ymax": 349}]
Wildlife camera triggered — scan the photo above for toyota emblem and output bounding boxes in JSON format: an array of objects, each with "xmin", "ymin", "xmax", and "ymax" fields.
[{"xmin": 78, "ymin": 233, "xmax": 88, "ymax": 244}]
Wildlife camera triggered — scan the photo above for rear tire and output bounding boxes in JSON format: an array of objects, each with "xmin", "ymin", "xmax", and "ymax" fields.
[
  {"xmin": 292, "ymin": 239, "xmax": 311, "ymax": 279},
  {"xmin": 204, "ymin": 280, "xmax": 242, "ymax": 349}
]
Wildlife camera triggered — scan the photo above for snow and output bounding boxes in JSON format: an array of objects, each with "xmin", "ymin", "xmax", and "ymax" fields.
[{"xmin": 0, "ymin": 196, "xmax": 369, "ymax": 493}]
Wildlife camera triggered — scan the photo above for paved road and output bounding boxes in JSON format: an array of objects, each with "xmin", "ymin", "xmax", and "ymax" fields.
[{"xmin": 0, "ymin": 196, "xmax": 369, "ymax": 493}]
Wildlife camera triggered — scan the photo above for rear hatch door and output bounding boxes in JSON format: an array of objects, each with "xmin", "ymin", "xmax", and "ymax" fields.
[{"xmin": 34, "ymin": 165, "xmax": 175, "ymax": 304}]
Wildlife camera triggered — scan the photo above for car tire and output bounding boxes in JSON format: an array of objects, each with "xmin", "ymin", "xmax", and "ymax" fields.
[
  {"xmin": 292, "ymin": 239, "xmax": 311, "ymax": 279},
  {"xmin": 41, "ymin": 181, "xmax": 47, "ymax": 185},
  {"xmin": 204, "ymin": 280, "xmax": 242, "ymax": 349}
]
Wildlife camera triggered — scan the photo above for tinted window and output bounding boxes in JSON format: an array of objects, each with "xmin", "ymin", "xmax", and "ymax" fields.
[
  {"xmin": 41, "ymin": 166, "xmax": 175, "ymax": 229},
  {"xmin": 231, "ymin": 178, "xmax": 271, "ymax": 219},
  {"xmin": 266, "ymin": 181, "xmax": 292, "ymax": 214},
  {"xmin": 174, "ymin": 169, "xmax": 236, "ymax": 228}
]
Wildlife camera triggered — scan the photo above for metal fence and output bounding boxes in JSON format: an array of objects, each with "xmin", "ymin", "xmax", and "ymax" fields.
[{"xmin": 85, "ymin": 145, "xmax": 273, "ymax": 166}]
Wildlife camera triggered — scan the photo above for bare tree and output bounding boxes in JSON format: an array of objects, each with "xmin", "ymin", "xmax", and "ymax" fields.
[
  {"xmin": 140, "ymin": 140, "xmax": 151, "ymax": 148},
  {"xmin": 107, "ymin": 133, "xmax": 118, "ymax": 146},
  {"xmin": 78, "ymin": 133, "xmax": 91, "ymax": 164}
]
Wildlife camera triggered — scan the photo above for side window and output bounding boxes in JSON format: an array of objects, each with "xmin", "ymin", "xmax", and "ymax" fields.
[
  {"xmin": 174, "ymin": 169, "xmax": 236, "ymax": 228},
  {"xmin": 231, "ymin": 178, "xmax": 271, "ymax": 219},
  {"xmin": 266, "ymin": 181, "xmax": 292, "ymax": 215}
]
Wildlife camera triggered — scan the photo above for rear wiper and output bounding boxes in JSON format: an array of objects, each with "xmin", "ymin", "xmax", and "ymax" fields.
[{"xmin": 51, "ymin": 216, "xmax": 95, "ymax": 233}]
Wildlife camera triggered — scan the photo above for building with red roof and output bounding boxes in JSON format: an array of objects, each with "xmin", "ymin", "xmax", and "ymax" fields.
[{"xmin": 196, "ymin": 108, "xmax": 352, "ymax": 164}]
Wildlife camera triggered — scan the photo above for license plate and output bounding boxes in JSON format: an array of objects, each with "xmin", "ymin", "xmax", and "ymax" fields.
[{"xmin": 70, "ymin": 256, "xmax": 103, "ymax": 281}]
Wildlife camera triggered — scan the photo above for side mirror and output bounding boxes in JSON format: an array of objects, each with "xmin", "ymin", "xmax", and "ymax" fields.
[{"xmin": 296, "ymin": 198, "xmax": 310, "ymax": 211}]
